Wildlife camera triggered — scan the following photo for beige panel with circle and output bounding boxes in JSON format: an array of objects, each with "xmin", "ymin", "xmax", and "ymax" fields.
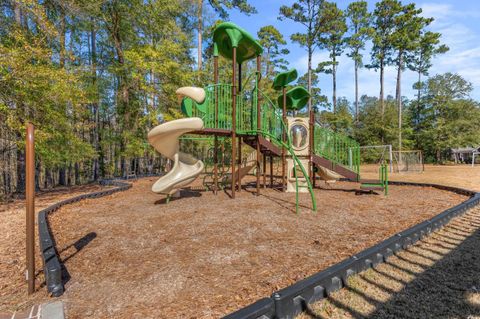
[{"xmin": 287, "ymin": 117, "xmax": 309, "ymax": 156}]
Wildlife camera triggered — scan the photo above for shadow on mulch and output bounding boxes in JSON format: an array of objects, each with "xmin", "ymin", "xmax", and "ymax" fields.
[
  {"xmin": 304, "ymin": 214, "xmax": 480, "ymax": 318},
  {"xmin": 154, "ymin": 189, "xmax": 203, "ymax": 204}
]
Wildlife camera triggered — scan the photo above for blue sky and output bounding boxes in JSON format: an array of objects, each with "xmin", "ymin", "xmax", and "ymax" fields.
[{"xmin": 220, "ymin": 0, "xmax": 480, "ymax": 105}]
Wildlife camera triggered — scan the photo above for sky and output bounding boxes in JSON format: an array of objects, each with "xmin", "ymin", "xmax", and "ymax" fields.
[{"xmin": 220, "ymin": 0, "xmax": 480, "ymax": 105}]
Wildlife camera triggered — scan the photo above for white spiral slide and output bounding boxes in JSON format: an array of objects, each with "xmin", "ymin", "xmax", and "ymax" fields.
[{"xmin": 147, "ymin": 87, "xmax": 206, "ymax": 196}]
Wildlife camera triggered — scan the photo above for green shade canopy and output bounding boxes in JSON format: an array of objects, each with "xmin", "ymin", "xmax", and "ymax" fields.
[
  {"xmin": 213, "ymin": 22, "xmax": 263, "ymax": 64},
  {"xmin": 277, "ymin": 86, "xmax": 310, "ymax": 111},
  {"xmin": 272, "ymin": 69, "xmax": 298, "ymax": 90}
]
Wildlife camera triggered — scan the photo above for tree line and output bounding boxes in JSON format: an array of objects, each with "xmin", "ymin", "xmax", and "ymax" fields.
[
  {"xmin": 276, "ymin": 0, "xmax": 479, "ymax": 163},
  {"xmin": 0, "ymin": 0, "xmax": 479, "ymax": 198}
]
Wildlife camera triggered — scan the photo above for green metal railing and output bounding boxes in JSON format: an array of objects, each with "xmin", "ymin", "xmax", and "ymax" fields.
[
  {"xmin": 361, "ymin": 163, "xmax": 388, "ymax": 195},
  {"xmin": 313, "ymin": 125, "xmax": 360, "ymax": 178},
  {"xmin": 190, "ymin": 83, "xmax": 283, "ymax": 140}
]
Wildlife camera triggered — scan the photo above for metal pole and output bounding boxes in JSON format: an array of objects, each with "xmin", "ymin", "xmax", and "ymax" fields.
[
  {"xmin": 282, "ymin": 86, "xmax": 287, "ymax": 192},
  {"xmin": 238, "ymin": 63, "xmax": 242, "ymax": 93},
  {"xmin": 256, "ymin": 55, "xmax": 261, "ymax": 196},
  {"xmin": 231, "ymin": 47, "xmax": 237, "ymax": 198},
  {"xmin": 213, "ymin": 54, "xmax": 219, "ymax": 194},
  {"xmin": 389, "ymin": 144, "xmax": 393, "ymax": 173},
  {"xmin": 26, "ymin": 123, "xmax": 35, "ymax": 295}
]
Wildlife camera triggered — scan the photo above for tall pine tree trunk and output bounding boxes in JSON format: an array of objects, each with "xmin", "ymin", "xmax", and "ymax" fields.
[
  {"xmin": 91, "ymin": 21, "xmax": 100, "ymax": 181},
  {"xmin": 332, "ymin": 54, "xmax": 337, "ymax": 114},
  {"xmin": 396, "ymin": 50, "xmax": 403, "ymax": 152},
  {"xmin": 354, "ymin": 59, "xmax": 359, "ymax": 122},
  {"xmin": 197, "ymin": 0, "xmax": 203, "ymax": 70},
  {"xmin": 379, "ymin": 58, "xmax": 385, "ymax": 119},
  {"xmin": 307, "ymin": 47, "xmax": 312, "ymax": 112}
]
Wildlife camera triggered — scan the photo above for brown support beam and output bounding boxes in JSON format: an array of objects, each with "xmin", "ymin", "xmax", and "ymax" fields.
[
  {"xmin": 270, "ymin": 155, "xmax": 274, "ymax": 188},
  {"xmin": 231, "ymin": 47, "xmax": 237, "ymax": 198},
  {"xmin": 282, "ymin": 86, "xmax": 287, "ymax": 192},
  {"xmin": 26, "ymin": 123, "xmax": 35, "ymax": 295},
  {"xmin": 256, "ymin": 55, "xmax": 261, "ymax": 196},
  {"xmin": 237, "ymin": 137, "xmax": 242, "ymax": 192},
  {"xmin": 262, "ymin": 153, "xmax": 267, "ymax": 188},
  {"xmin": 237, "ymin": 60, "xmax": 242, "ymax": 193}
]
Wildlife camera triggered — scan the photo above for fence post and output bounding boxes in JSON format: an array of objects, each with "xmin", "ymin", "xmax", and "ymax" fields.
[{"xmin": 26, "ymin": 123, "xmax": 35, "ymax": 295}]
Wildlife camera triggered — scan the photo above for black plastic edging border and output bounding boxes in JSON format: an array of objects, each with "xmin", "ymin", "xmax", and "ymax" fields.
[
  {"xmin": 38, "ymin": 179, "xmax": 132, "ymax": 297},
  {"xmin": 223, "ymin": 182, "xmax": 480, "ymax": 319}
]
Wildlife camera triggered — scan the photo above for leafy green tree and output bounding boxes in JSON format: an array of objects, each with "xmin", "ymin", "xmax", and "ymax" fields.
[
  {"xmin": 353, "ymin": 95, "xmax": 411, "ymax": 150},
  {"xmin": 279, "ymin": 0, "xmax": 324, "ymax": 112},
  {"xmin": 415, "ymin": 73, "xmax": 480, "ymax": 162},
  {"xmin": 316, "ymin": 1, "xmax": 347, "ymax": 113},
  {"xmin": 257, "ymin": 25, "xmax": 290, "ymax": 79},
  {"xmin": 345, "ymin": 0, "xmax": 371, "ymax": 121},
  {"xmin": 318, "ymin": 97, "xmax": 353, "ymax": 135}
]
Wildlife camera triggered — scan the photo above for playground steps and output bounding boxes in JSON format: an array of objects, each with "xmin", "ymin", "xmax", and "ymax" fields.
[
  {"xmin": 311, "ymin": 154, "xmax": 359, "ymax": 181},
  {"xmin": 360, "ymin": 165, "xmax": 388, "ymax": 195},
  {"xmin": 242, "ymin": 136, "xmax": 282, "ymax": 157}
]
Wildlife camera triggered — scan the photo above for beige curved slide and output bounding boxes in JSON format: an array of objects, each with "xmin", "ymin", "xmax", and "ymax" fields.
[
  {"xmin": 176, "ymin": 86, "xmax": 205, "ymax": 103},
  {"xmin": 317, "ymin": 166, "xmax": 342, "ymax": 182},
  {"xmin": 147, "ymin": 117, "xmax": 204, "ymax": 195}
]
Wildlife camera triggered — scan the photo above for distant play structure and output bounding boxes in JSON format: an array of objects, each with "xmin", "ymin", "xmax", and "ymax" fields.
[{"xmin": 147, "ymin": 22, "xmax": 388, "ymax": 211}]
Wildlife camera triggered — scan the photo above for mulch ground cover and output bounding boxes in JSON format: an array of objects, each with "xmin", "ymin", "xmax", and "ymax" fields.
[{"xmin": 16, "ymin": 177, "xmax": 466, "ymax": 318}]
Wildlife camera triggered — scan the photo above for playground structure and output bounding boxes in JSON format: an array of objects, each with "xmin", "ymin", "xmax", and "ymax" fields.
[{"xmin": 148, "ymin": 22, "xmax": 388, "ymax": 208}]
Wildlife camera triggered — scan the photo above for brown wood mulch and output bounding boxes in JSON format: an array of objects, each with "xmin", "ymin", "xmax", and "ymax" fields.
[{"xmin": 9, "ymin": 177, "xmax": 464, "ymax": 319}]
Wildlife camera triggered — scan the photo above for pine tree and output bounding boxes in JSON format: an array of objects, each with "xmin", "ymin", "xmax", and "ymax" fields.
[
  {"xmin": 369, "ymin": 0, "xmax": 402, "ymax": 119},
  {"xmin": 345, "ymin": 1, "xmax": 371, "ymax": 122},
  {"xmin": 316, "ymin": 1, "xmax": 347, "ymax": 114},
  {"xmin": 257, "ymin": 25, "xmax": 290, "ymax": 79},
  {"xmin": 279, "ymin": 0, "xmax": 324, "ymax": 113}
]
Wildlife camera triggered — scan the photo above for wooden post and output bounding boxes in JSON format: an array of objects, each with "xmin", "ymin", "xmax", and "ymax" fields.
[
  {"xmin": 231, "ymin": 47, "xmax": 237, "ymax": 198},
  {"xmin": 237, "ymin": 137, "xmax": 242, "ymax": 192},
  {"xmin": 213, "ymin": 54, "xmax": 219, "ymax": 194},
  {"xmin": 270, "ymin": 155, "xmax": 273, "ymax": 188},
  {"xmin": 237, "ymin": 60, "xmax": 242, "ymax": 192},
  {"xmin": 26, "ymin": 123, "xmax": 35, "ymax": 295},
  {"xmin": 256, "ymin": 55, "xmax": 261, "ymax": 196},
  {"xmin": 282, "ymin": 86, "xmax": 287, "ymax": 192},
  {"xmin": 262, "ymin": 153, "xmax": 267, "ymax": 188}
]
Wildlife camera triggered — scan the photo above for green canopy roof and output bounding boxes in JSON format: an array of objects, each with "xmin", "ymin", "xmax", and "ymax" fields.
[
  {"xmin": 277, "ymin": 86, "xmax": 310, "ymax": 111},
  {"xmin": 213, "ymin": 22, "xmax": 263, "ymax": 64},
  {"xmin": 272, "ymin": 69, "xmax": 298, "ymax": 90}
]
